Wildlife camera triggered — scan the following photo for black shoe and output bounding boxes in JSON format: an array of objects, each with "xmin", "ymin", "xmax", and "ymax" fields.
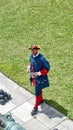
[
  {"xmin": 39, "ymin": 100, "xmax": 44, "ymax": 105},
  {"xmin": 31, "ymin": 107, "xmax": 38, "ymax": 116}
]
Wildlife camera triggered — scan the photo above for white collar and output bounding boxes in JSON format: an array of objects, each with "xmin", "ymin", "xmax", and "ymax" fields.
[{"xmin": 33, "ymin": 53, "xmax": 39, "ymax": 57}]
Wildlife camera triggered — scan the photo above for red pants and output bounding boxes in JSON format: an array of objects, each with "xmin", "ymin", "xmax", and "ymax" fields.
[
  {"xmin": 32, "ymin": 78, "xmax": 43, "ymax": 109},
  {"xmin": 34, "ymin": 90, "xmax": 43, "ymax": 109}
]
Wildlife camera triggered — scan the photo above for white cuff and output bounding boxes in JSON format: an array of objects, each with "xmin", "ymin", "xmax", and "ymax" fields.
[{"xmin": 37, "ymin": 71, "xmax": 41, "ymax": 76}]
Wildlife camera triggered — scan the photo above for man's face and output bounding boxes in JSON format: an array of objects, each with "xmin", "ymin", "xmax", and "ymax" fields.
[{"xmin": 31, "ymin": 49, "xmax": 38, "ymax": 55}]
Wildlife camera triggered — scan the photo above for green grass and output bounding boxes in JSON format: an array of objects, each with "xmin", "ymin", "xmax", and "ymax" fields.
[{"xmin": 0, "ymin": 0, "xmax": 73, "ymax": 119}]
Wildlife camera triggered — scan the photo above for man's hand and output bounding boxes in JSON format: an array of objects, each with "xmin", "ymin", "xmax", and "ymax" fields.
[
  {"xmin": 26, "ymin": 65, "xmax": 30, "ymax": 73},
  {"xmin": 33, "ymin": 72, "xmax": 38, "ymax": 77},
  {"xmin": 33, "ymin": 72, "xmax": 41, "ymax": 77}
]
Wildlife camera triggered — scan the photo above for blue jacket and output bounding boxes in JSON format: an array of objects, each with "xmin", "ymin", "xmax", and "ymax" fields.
[{"xmin": 30, "ymin": 53, "xmax": 50, "ymax": 96}]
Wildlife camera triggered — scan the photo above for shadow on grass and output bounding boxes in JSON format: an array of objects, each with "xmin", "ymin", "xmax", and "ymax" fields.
[{"xmin": 45, "ymin": 99, "xmax": 68, "ymax": 116}]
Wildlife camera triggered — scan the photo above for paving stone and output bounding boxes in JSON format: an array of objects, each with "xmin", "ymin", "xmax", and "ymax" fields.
[
  {"xmin": 16, "ymin": 87, "xmax": 34, "ymax": 100},
  {"xmin": 37, "ymin": 107, "xmax": 67, "ymax": 129},
  {"xmin": 0, "ymin": 72, "xmax": 19, "ymax": 91},
  {"xmin": 11, "ymin": 87, "xmax": 34, "ymax": 106},
  {"xmin": 0, "ymin": 83, "xmax": 9, "ymax": 92},
  {"xmin": 23, "ymin": 118, "xmax": 49, "ymax": 130},
  {"xmin": 62, "ymin": 119, "xmax": 73, "ymax": 129},
  {"xmin": 0, "ymin": 101, "xmax": 16, "ymax": 114},
  {"xmin": 11, "ymin": 102, "xmax": 33, "ymax": 123},
  {"xmin": 38, "ymin": 101, "xmax": 50, "ymax": 112},
  {"xmin": 27, "ymin": 96, "xmax": 35, "ymax": 105},
  {"xmin": 52, "ymin": 125, "xmax": 67, "ymax": 130},
  {"xmin": 11, "ymin": 113, "xmax": 24, "ymax": 126},
  {"xmin": 52, "ymin": 119, "xmax": 73, "ymax": 130},
  {"xmin": 11, "ymin": 93, "xmax": 26, "ymax": 106},
  {"xmin": 0, "ymin": 79, "xmax": 33, "ymax": 106},
  {"xmin": 0, "ymin": 83, "xmax": 21, "ymax": 106}
]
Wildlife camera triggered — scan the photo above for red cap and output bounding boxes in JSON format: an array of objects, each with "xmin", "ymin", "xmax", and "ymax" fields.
[{"xmin": 29, "ymin": 45, "xmax": 40, "ymax": 50}]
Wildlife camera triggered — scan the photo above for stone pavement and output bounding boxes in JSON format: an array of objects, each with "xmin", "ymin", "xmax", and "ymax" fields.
[{"xmin": 0, "ymin": 72, "xmax": 73, "ymax": 130}]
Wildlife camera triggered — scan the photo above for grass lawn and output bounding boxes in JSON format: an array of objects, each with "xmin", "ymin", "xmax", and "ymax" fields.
[{"xmin": 0, "ymin": 0, "xmax": 73, "ymax": 119}]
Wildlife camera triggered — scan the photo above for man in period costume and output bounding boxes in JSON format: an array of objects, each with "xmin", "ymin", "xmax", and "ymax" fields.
[{"xmin": 27, "ymin": 45, "xmax": 50, "ymax": 116}]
